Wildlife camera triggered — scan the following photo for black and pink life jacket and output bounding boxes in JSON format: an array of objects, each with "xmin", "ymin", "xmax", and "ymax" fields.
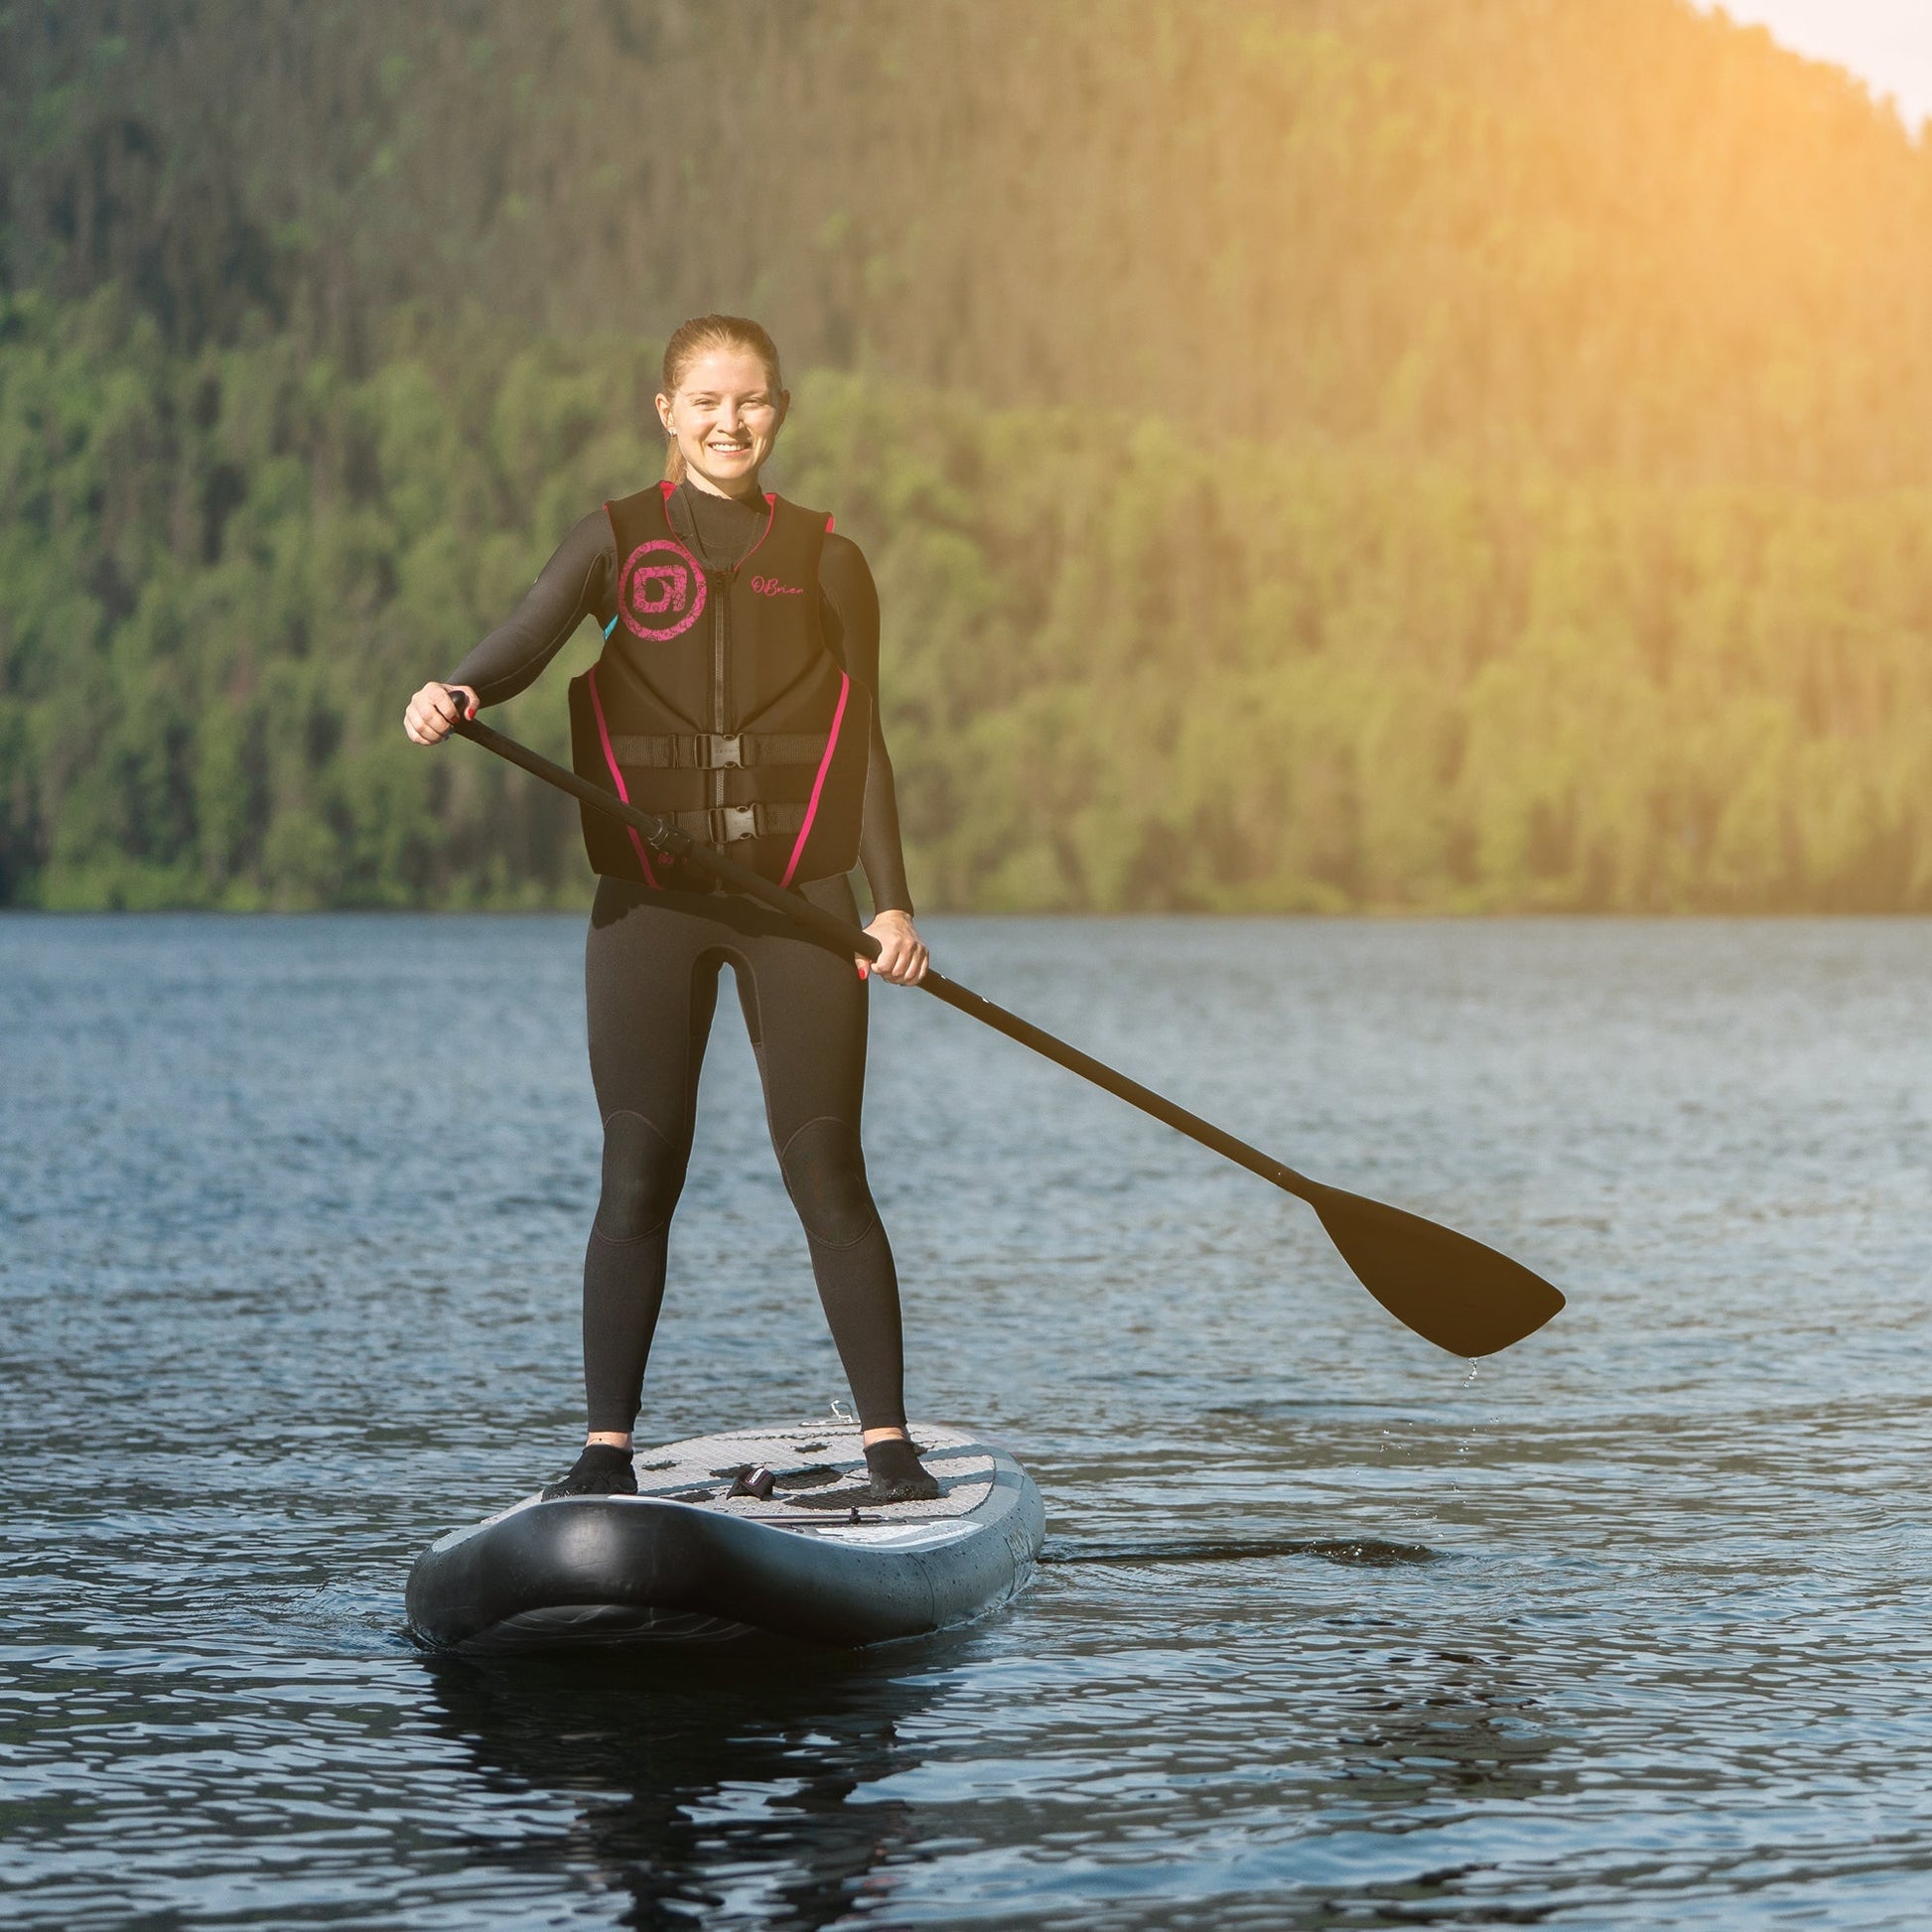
[{"xmin": 567, "ymin": 483, "xmax": 871, "ymax": 890}]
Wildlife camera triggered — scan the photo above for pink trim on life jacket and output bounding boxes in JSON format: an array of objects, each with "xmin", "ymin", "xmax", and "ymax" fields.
[
  {"xmin": 824, "ymin": 513, "xmax": 835, "ymax": 533},
  {"xmin": 586, "ymin": 664, "xmax": 662, "ymax": 890},
  {"xmin": 780, "ymin": 671, "xmax": 851, "ymax": 889}
]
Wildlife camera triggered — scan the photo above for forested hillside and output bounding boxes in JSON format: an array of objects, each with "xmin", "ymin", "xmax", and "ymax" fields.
[{"xmin": 3, "ymin": 0, "xmax": 1931, "ymax": 910}]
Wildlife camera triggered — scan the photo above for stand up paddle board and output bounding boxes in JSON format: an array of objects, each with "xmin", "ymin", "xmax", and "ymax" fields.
[{"xmin": 406, "ymin": 1421, "xmax": 1044, "ymax": 1651}]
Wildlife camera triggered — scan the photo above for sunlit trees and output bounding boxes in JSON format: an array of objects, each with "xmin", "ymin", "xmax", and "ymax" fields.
[{"xmin": 4, "ymin": 292, "xmax": 1930, "ymax": 911}]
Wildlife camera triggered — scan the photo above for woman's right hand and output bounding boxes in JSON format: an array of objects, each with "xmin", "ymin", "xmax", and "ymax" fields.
[{"xmin": 404, "ymin": 683, "xmax": 477, "ymax": 745}]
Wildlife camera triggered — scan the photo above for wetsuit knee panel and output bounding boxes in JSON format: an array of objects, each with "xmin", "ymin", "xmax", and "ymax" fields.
[
  {"xmin": 777, "ymin": 1117, "xmax": 878, "ymax": 1248},
  {"xmin": 596, "ymin": 1109, "xmax": 686, "ymax": 1240}
]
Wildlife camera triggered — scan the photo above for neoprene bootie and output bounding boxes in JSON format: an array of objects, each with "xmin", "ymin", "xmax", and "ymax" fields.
[
  {"xmin": 864, "ymin": 1437, "xmax": 940, "ymax": 1502},
  {"xmin": 541, "ymin": 1443, "xmax": 638, "ymax": 1499}
]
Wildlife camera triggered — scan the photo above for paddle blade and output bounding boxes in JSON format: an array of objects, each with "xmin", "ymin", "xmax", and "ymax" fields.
[{"xmin": 1305, "ymin": 1184, "xmax": 1565, "ymax": 1357}]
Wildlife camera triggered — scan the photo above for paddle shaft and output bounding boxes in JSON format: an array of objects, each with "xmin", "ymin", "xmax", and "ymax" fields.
[{"xmin": 451, "ymin": 713, "xmax": 1318, "ymax": 1203}]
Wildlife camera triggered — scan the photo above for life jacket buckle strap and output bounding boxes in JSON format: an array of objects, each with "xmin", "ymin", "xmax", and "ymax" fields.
[
  {"xmin": 718, "ymin": 805, "xmax": 759, "ymax": 844},
  {"xmin": 706, "ymin": 733, "xmax": 745, "ymax": 769}
]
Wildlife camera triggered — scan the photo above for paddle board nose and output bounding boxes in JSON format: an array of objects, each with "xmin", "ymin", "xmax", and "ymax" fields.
[{"xmin": 405, "ymin": 1421, "xmax": 1044, "ymax": 1651}]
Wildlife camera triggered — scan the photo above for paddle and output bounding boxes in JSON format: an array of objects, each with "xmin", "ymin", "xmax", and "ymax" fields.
[{"xmin": 449, "ymin": 712, "xmax": 1565, "ymax": 1356}]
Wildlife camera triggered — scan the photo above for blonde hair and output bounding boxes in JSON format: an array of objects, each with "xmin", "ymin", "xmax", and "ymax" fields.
[{"xmin": 659, "ymin": 315, "xmax": 785, "ymax": 484}]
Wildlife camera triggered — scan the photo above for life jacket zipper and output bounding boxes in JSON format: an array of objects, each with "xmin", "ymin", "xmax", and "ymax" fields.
[{"xmin": 710, "ymin": 568, "xmax": 729, "ymax": 825}]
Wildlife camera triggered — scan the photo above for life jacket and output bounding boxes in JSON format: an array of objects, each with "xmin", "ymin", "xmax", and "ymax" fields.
[{"xmin": 567, "ymin": 483, "xmax": 871, "ymax": 891}]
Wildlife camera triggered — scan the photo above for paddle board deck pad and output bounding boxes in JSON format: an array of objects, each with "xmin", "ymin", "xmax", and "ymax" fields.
[{"xmin": 406, "ymin": 1422, "xmax": 1044, "ymax": 1652}]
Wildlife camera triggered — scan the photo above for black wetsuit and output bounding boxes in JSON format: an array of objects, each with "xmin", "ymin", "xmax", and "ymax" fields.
[{"xmin": 449, "ymin": 483, "xmax": 913, "ymax": 1435}]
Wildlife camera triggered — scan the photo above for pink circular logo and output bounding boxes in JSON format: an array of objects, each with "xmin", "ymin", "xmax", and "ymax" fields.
[{"xmin": 618, "ymin": 539, "xmax": 706, "ymax": 641}]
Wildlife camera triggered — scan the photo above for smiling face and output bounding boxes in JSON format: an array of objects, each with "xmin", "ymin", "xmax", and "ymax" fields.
[{"xmin": 655, "ymin": 347, "xmax": 788, "ymax": 499}]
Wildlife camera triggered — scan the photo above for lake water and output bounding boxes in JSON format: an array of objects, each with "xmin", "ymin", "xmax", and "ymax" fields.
[{"xmin": 2, "ymin": 913, "xmax": 1929, "ymax": 1929}]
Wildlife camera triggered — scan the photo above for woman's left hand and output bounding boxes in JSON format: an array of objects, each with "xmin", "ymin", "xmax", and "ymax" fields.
[{"xmin": 861, "ymin": 909, "xmax": 929, "ymax": 986}]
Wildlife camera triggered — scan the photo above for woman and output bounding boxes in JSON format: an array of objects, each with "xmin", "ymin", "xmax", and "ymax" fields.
[{"xmin": 403, "ymin": 315, "xmax": 939, "ymax": 1502}]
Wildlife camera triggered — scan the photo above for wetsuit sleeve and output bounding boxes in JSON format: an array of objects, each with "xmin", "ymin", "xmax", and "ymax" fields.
[
  {"xmin": 819, "ymin": 531, "xmax": 915, "ymax": 917},
  {"xmin": 444, "ymin": 510, "xmax": 616, "ymax": 705}
]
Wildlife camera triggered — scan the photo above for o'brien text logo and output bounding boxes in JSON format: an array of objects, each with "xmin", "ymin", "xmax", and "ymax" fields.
[{"xmin": 751, "ymin": 575, "xmax": 805, "ymax": 597}]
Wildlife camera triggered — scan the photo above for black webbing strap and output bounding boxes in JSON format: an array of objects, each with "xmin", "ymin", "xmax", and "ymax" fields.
[
  {"xmin": 607, "ymin": 732, "xmax": 828, "ymax": 770},
  {"xmin": 665, "ymin": 802, "xmax": 809, "ymax": 846}
]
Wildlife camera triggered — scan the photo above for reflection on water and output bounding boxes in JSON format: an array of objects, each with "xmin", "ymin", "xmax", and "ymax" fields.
[
  {"xmin": 3, "ymin": 914, "xmax": 1931, "ymax": 1928},
  {"xmin": 421, "ymin": 1646, "xmax": 941, "ymax": 1930}
]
